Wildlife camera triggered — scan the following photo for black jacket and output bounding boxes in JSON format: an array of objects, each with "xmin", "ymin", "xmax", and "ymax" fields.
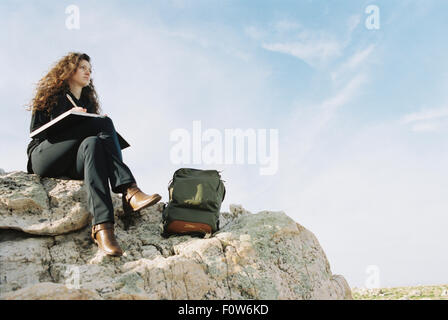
[{"xmin": 26, "ymin": 90, "xmax": 95, "ymax": 173}]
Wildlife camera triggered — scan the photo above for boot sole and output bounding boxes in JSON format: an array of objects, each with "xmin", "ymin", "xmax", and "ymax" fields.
[{"xmin": 92, "ymin": 237, "xmax": 123, "ymax": 257}]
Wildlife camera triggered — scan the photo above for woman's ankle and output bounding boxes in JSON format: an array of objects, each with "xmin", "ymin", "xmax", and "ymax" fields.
[{"xmin": 119, "ymin": 182, "xmax": 137, "ymax": 194}]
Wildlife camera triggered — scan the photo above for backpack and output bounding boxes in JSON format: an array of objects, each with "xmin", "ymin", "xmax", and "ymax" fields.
[{"xmin": 161, "ymin": 168, "xmax": 226, "ymax": 237}]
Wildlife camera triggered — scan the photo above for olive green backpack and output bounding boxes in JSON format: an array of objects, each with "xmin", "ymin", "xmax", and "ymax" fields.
[{"xmin": 162, "ymin": 168, "xmax": 226, "ymax": 237}]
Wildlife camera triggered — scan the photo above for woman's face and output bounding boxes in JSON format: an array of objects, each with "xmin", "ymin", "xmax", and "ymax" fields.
[{"xmin": 71, "ymin": 59, "xmax": 92, "ymax": 87}]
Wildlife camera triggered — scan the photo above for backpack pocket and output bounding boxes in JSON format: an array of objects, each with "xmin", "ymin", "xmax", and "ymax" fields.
[{"xmin": 170, "ymin": 178, "xmax": 221, "ymax": 211}]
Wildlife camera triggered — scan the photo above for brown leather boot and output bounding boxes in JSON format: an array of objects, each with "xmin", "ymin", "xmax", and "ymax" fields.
[
  {"xmin": 91, "ymin": 222, "xmax": 123, "ymax": 256},
  {"xmin": 122, "ymin": 183, "xmax": 162, "ymax": 214}
]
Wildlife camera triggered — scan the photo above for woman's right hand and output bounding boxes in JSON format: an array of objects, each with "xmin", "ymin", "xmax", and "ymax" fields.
[{"xmin": 72, "ymin": 106, "xmax": 87, "ymax": 113}]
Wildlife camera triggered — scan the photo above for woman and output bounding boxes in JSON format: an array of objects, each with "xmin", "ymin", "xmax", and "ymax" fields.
[{"xmin": 26, "ymin": 52, "xmax": 161, "ymax": 257}]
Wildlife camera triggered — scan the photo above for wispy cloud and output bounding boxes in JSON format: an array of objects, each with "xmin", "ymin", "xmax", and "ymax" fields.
[
  {"xmin": 273, "ymin": 19, "xmax": 301, "ymax": 32},
  {"xmin": 262, "ymin": 37, "xmax": 343, "ymax": 68},
  {"xmin": 259, "ymin": 23, "xmax": 345, "ymax": 68},
  {"xmin": 344, "ymin": 44, "xmax": 376, "ymax": 69},
  {"xmin": 291, "ymin": 73, "xmax": 367, "ymax": 159},
  {"xmin": 400, "ymin": 106, "xmax": 448, "ymax": 132},
  {"xmin": 347, "ymin": 14, "xmax": 361, "ymax": 33},
  {"xmin": 248, "ymin": 16, "xmax": 372, "ymax": 160},
  {"xmin": 400, "ymin": 107, "xmax": 448, "ymax": 124},
  {"xmin": 248, "ymin": 14, "xmax": 361, "ymax": 68},
  {"xmin": 161, "ymin": 27, "xmax": 251, "ymax": 61},
  {"xmin": 244, "ymin": 25, "xmax": 265, "ymax": 40},
  {"xmin": 331, "ymin": 44, "xmax": 376, "ymax": 81},
  {"xmin": 410, "ymin": 122, "xmax": 440, "ymax": 132}
]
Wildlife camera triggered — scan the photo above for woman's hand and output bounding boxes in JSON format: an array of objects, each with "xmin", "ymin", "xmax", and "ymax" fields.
[{"xmin": 72, "ymin": 106, "xmax": 87, "ymax": 113}]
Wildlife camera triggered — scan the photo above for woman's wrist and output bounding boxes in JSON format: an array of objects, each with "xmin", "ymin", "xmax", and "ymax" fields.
[{"xmin": 72, "ymin": 106, "xmax": 87, "ymax": 113}]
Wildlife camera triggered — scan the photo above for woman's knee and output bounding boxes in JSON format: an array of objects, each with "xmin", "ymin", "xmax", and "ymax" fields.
[
  {"xmin": 93, "ymin": 115, "xmax": 112, "ymax": 125},
  {"xmin": 99, "ymin": 116, "xmax": 115, "ymax": 130},
  {"xmin": 80, "ymin": 136, "xmax": 102, "ymax": 151},
  {"xmin": 103, "ymin": 115, "xmax": 113, "ymax": 123}
]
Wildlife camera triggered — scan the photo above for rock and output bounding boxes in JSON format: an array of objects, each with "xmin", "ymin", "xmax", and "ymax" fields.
[
  {"xmin": 1, "ymin": 282, "xmax": 101, "ymax": 300},
  {"xmin": 0, "ymin": 168, "xmax": 6, "ymax": 175},
  {"xmin": 0, "ymin": 171, "xmax": 352, "ymax": 300},
  {"xmin": 0, "ymin": 171, "xmax": 91, "ymax": 235}
]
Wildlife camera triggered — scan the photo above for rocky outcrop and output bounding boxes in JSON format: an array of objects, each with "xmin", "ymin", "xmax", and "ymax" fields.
[
  {"xmin": 0, "ymin": 171, "xmax": 352, "ymax": 300},
  {"xmin": 0, "ymin": 172, "xmax": 90, "ymax": 235}
]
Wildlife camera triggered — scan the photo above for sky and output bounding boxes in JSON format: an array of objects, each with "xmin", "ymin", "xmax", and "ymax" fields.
[{"xmin": 1, "ymin": 0, "xmax": 447, "ymax": 289}]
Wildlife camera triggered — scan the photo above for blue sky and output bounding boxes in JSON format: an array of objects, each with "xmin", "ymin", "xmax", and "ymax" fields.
[{"xmin": 1, "ymin": 0, "xmax": 448, "ymax": 289}]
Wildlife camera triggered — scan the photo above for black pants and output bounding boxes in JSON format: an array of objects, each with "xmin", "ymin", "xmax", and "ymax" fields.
[{"xmin": 31, "ymin": 116, "xmax": 136, "ymax": 225}]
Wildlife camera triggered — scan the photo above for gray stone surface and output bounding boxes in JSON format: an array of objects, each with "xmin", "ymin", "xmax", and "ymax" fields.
[
  {"xmin": 0, "ymin": 171, "xmax": 90, "ymax": 235},
  {"xmin": 0, "ymin": 171, "xmax": 351, "ymax": 300}
]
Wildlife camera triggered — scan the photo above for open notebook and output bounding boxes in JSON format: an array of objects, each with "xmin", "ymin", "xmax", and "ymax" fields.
[{"xmin": 30, "ymin": 109, "xmax": 130, "ymax": 150}]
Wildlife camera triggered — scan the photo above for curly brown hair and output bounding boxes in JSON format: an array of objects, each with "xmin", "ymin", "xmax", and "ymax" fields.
[{"xmin": 29, "ymin": 52, "xmax": 101, "ymax": 114}]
